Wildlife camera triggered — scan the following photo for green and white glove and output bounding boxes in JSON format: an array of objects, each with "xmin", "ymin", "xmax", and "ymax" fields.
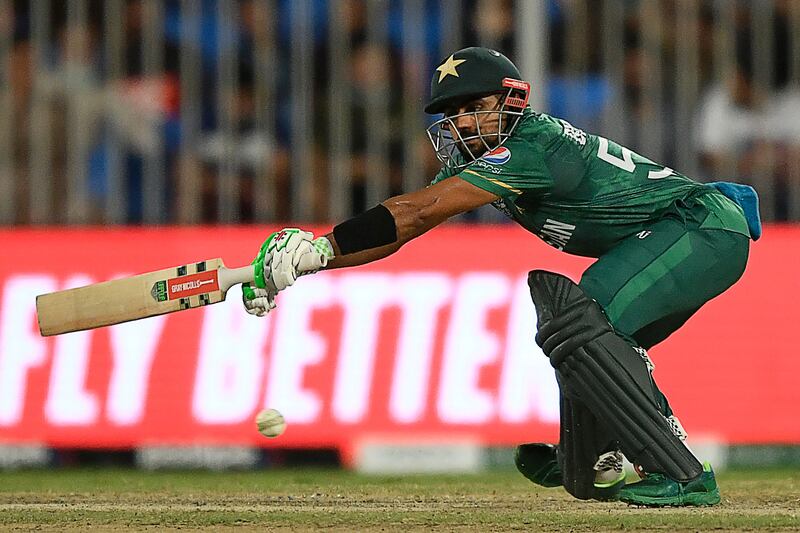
[
  {"xmin": 241, "ymin": 285, "xmax": 276, "ymax": 317},
  {"xmin": 242, "ymin": 228, "xmax": 334, "ymax": 316}
]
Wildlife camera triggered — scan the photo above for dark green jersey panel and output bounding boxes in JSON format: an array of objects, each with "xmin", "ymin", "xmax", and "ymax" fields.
[{"xmin": 431, "ymin": 110, "xmax": 748, "ymax": 257}]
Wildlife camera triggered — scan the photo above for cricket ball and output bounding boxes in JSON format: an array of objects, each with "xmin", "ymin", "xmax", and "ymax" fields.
[{"xmin": 255, "ymin": 408, "xmax": 286, "ymax": 438}]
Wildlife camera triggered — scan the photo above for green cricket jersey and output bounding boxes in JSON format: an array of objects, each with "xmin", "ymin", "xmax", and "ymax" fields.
[{"xmin": 432, "ymin": 110, "xmax": 749, "ymax": 257}]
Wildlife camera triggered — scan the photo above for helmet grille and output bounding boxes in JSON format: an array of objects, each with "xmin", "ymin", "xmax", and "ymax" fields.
[{"xmin": 426, "ymin": 86, "xmax": 527, "ymax": 171}]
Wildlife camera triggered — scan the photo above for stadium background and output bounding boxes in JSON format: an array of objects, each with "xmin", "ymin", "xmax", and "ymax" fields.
[{"xmin": 1, "ymin": 0, "xmax": 799, "ymax": 473}]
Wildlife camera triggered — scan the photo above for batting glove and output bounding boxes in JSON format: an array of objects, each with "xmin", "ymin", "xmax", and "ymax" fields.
[
  {"xmin": 252, "ymin": 228, "xmax": 334, "ymax": 293},
  {"xmin": 241, "ymin": 284, "xmax": 276, "ymax": 317}
]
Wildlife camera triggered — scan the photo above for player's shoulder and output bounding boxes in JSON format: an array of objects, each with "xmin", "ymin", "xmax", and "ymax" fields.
[
  {"xmin": 430, "ymin": 164, "xmax": 458, "ymax": 185},
  {"xmin": 511, "ymin": 111, "xmax": 589, "ymax": 152}
]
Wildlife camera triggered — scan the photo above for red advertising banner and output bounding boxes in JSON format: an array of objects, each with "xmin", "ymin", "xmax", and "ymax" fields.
[{"xmin": 0, "ymin": 225, "xmax": 798, "ymax": 452}]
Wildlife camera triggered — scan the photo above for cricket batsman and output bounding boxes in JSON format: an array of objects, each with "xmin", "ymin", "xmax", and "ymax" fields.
[{"xmin": 242, "ymin": 47, "xmax": 761, "ymax": 507}]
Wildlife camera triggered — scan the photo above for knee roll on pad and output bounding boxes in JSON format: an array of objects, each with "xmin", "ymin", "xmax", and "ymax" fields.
[{"xmin": 528, "ymin": 270, "xmax": 703, "ymax": 482}]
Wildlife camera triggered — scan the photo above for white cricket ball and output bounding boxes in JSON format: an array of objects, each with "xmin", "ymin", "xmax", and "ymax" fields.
[{"xmin": 255, "ymin": 408, "xmax": 286, "ymax": 438}]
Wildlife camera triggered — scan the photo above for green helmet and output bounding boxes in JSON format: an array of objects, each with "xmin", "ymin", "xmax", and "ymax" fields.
[
  {"xmin": 425, "ymin": 47, "xmax": 524, "ymax": 114},
  {"xmin": 425, "ymin": 47, "xmax": 531, "ymax": 170}
]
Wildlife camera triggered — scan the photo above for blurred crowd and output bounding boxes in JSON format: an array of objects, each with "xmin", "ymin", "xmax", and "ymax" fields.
[
  {"xmin": 2, "ymin": 0, "xmax": 799, "ymax": 224},
  {"xmin": 546, "ymin": 0, "xmax": 800, "ymax": 221}
]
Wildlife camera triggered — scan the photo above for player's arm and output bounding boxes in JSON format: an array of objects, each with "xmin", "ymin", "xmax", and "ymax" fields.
[
  {"xmin": 323, "ymin": 176, "xmax": 499, "ymax": 269},
  {"xmin": 242, "ymin": 176, "xmax": 498, "ymax": 316}
]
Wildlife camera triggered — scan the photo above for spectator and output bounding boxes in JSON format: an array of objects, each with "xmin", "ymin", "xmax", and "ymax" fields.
[{"xmin": 695, "ymin": 16, "xmax": 800, "ymax": 220}]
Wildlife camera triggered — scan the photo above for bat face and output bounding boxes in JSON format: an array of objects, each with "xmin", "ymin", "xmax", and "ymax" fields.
[{"xmin": 37, "ymin": 259, "xmax": 229, "ymax": 336}]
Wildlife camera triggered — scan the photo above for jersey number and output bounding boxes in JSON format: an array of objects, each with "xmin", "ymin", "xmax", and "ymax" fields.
[{"xmin": 596, "ymin": 137, "xmax": 673, "ymax": 179}]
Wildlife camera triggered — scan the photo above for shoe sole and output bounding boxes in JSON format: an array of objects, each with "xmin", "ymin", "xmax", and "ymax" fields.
[
  {"xmin": 619, "ymin": 487, "xmax": 721, "ymax": 507},
  {"xmin": 591, "ymin": 470, "xmax": 626, "ymax": 501},
  {"xmin": 594, "ymin": 470, "xmax": 626, "ymax": 489}
]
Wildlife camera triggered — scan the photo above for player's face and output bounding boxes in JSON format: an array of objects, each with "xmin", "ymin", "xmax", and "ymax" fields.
[{"xmin": 441, "ymin": 94, "xmax": 504, "ymax": 158}]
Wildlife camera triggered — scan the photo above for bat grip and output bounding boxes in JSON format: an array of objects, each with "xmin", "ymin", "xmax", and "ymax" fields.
[
  {"xmin": 298, "ymin": 252, "xmax": 328, "ymax": 273},
  {"xmin": 225, "ymin": 253, "xmax": 327, "ymax": 290}
]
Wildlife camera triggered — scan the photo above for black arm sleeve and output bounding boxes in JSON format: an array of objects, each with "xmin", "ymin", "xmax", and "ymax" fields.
[{"xmin": 332, "ymin": 204, "xmax": 398, "ymax": 255}]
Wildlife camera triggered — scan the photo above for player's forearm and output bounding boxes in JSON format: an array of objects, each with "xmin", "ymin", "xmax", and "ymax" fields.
[
  {"xmin": 384, "ymin": 195, "xmax": 448, "ymax": 242},
  {"xmin": 322, "ymin": 234, "xmax": 403, "ymax": 269},
  {"xmin": 321, "ymin": 196, "xmax": 446, "ymax": 270}
]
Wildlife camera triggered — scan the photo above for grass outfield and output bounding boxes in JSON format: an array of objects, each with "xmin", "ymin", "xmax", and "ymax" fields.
[{"xmin": 0, "ymin": 468, "xmax": 798, "ymax": 531}]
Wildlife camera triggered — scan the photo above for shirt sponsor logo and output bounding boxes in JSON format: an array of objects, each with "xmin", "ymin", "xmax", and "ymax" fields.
[
  {"xmin": 483, "ymin": 146, "xmax": 511, "ymax": 165},
  {"xmin": 539, "ymin": 218, "xmax": 576, "ymax": 250},
  {"xmin": 474, "ymin": 160, "xmax": 503, "ymax": 174}
]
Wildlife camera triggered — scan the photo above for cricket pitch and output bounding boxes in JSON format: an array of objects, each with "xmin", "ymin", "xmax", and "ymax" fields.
[{"xmin": 1, "ymin": 468, "xmax": 798, "ymax": 531}]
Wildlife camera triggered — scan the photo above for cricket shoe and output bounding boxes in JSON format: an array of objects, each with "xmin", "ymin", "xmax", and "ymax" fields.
[
  {"xmin": 591, "ymin": 450, "xmax": 627, "ymax": 500},
  {"xmin": 514, "ymin": 443, "xmax": 562, "ymax": 488},
  {"xmin": 618, "ymin": 461, "xmax": 720, "ymax": 507},
  {"xmin": 514, "ymin": 444, "xmax": 626, "ymax": 500}
]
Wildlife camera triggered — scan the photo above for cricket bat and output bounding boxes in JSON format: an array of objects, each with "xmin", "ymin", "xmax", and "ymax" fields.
[{"xmin": 36, "ymin": 254, "xmax": 326, "ymax": 337}]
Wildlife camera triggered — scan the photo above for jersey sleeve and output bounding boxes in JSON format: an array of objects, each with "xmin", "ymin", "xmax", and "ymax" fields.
[
  {"xmin": 429, "ymin": 165, "xmax": 458, "ymax": 186},
  {"xmin": 455, "ymin": 137, "xmax": 554, "ymax": 200}
]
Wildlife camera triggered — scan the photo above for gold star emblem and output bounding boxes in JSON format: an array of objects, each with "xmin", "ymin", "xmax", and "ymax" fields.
[{"xmin": 436, "ymin": 55, "xmax": 467, "ymax": 83}]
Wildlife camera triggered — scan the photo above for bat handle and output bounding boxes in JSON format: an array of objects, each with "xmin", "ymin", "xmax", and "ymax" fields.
[
  {"xmin": 224, "ymin": 266, "xmax": 257, "ymax": 288},
  {"xmin": 223, "ymin": 253, "xmax": 328, "ymax": 291},
  {"xmin": 298, "ymin": 252, "xmax": 328, "ymax": 273}
]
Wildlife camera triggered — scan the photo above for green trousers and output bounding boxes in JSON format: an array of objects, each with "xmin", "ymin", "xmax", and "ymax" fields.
[
  {"xmin": 577, "ymin": 191, "xmax": 750, "ymax": 419},
  {"xmin": 579, "ymin": 191, "xmax": 750, "ymax": 350}
]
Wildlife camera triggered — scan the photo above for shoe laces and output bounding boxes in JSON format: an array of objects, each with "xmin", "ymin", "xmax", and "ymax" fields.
[{"xmin": 593, "ymin": 451, "xmax": 624, "ymax": 473}]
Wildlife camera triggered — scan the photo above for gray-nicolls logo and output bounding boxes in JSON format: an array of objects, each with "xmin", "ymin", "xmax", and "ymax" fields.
[{"xmin": 637, "ymin": 230, "xmax": 651, "ymax": 239}]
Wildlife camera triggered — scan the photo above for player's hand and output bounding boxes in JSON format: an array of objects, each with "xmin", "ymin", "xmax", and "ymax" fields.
[
  {"xmin": 241, "ymin": 283, "xmax": 276, "ymax": 317},
  {"xmin": 253, "ymin": 228, "xmax": 334, "ymax": 292}
]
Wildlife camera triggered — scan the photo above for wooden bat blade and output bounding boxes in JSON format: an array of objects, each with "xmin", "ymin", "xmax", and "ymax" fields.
[
  {"xmin": 36, "ymin": 258, "xmax": 233, "ymax": 336},
  {"xmin": 35, "ymin": 251, "xmax": 326, "ymax": 336}
]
